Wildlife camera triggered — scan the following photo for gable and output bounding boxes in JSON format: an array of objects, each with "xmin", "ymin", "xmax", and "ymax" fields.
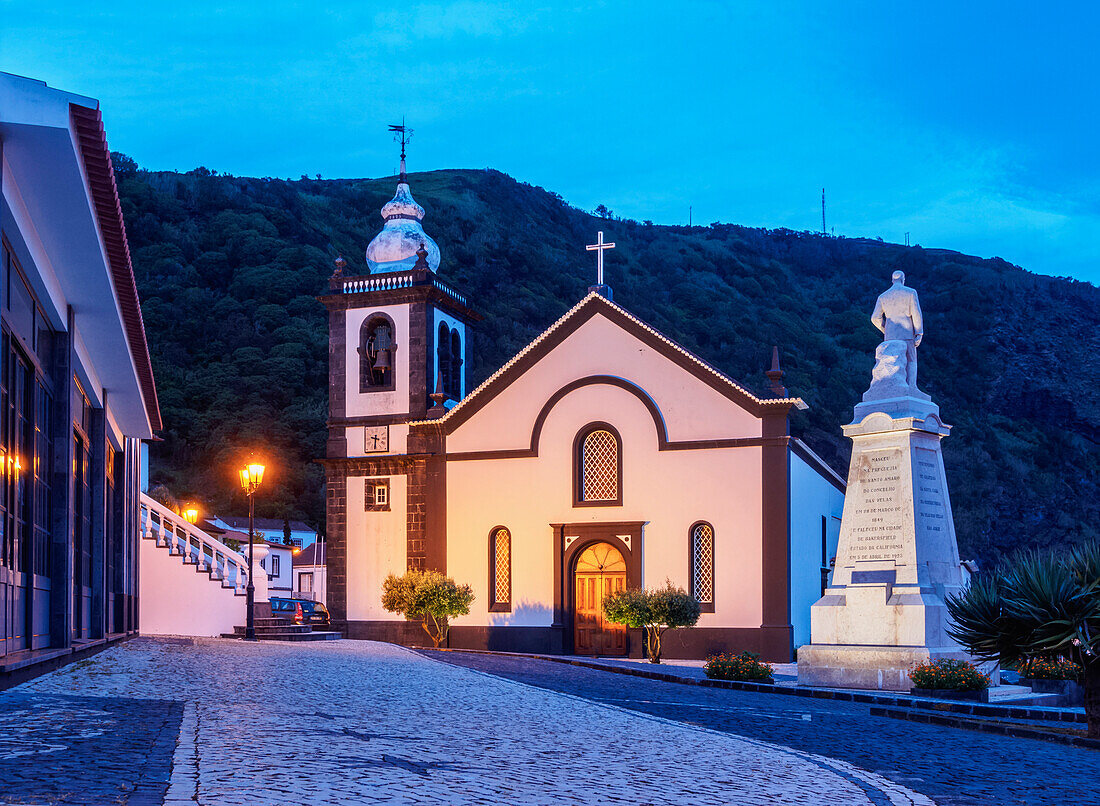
[{"xmin": 443, "ymin": 299, "xmax": 793, "ymax": 455}]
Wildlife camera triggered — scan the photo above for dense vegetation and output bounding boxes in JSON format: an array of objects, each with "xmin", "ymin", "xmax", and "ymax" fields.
[{"xmin": 114, "ymin": 156, "xmax": 1100, "ymax": 566}]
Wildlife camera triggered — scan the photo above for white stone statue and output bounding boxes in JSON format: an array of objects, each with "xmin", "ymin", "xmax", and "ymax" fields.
[{"xmin": 866, "ymin": 271, "xmax": 924, "ymax": 399}]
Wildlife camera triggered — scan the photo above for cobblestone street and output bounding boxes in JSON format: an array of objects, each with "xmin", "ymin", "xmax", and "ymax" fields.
[
  {"xmin": 1, "ymin": 638, "xmax": 939, "ymax": 805},
  {"xmin": 429, "ymin": 651, "xmax": 1100, "ymax": 806}
]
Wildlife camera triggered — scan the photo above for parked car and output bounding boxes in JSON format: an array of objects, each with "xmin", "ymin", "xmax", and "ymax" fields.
[{"xmin": 270, "ymin": 597, "xmax": 331, "ymax": 627}]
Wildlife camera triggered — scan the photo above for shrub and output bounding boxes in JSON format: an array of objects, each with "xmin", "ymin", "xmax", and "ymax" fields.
[
  {"xmin": 909, "ymin": 658, "xmax": 990, "ymax": 691},
  {"xmin": 602, "ymin": 580, "xmax": 701, "ymax": 663},
  {"xmin": 1019, "ymin": 657, "xmax": 1082, "ymax": 681},
  {"xmin": 704, "ymin": 651, "xmax": 774, "ymax": 682},
  {"xmin": 946, "ymin": 543, "xmax": 1100, "ymax": 736},
  {"xmin": 381, "ymin": 569, "xmax": 474, "ymax": 648}
]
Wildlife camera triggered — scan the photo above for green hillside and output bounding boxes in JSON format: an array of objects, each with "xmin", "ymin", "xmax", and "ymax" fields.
[{"xmin": 114, "ymin": 157, "xmax": 1100, "ymax": 565}]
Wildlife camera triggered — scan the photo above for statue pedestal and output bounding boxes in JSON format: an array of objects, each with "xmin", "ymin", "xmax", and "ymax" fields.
[{"xmin": 798, "ymin": 398, "xmax": 981, "ymax": 691}]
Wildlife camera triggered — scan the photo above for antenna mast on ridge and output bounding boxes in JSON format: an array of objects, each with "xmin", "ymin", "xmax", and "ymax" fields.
[
  {"xmin": 821, "ymin": 188, "xmax": 826, "ymax": 236},
  {"xmin": 389, "ymin": 118, "xmax": 414, "ymax": 181}
]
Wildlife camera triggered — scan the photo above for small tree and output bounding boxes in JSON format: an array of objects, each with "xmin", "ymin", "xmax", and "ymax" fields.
[
  {"xmin": 602, "ymin": 580, "xmax": 701, "ymax": 663},
  {"xmin": 381, "ymin": 569, "xmax": 474, "ymax": 648},
  {"xmin": 947, "ymin": 544, "xmax": 1100, "ymax": 738}
]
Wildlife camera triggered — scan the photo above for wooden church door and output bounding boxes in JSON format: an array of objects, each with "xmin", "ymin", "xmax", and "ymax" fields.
[{"xmin": 573, "ymin": 542, "xmax": 627, "ymax": 656}]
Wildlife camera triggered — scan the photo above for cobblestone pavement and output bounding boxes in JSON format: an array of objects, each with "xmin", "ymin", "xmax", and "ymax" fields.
[
  {"xmin": 3, "ymin": 638, "xmax": 936, "ymax": 805},
  {"xmin": 426, "ymin": 651, "xmax": 1100, "ymax": 806},
  {"xmin": 0, "ymin": 689, "xmax": 181, "ymax": 804}
]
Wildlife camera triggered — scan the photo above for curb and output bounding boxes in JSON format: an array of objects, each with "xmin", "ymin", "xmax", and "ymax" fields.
[
  {"xmin": 424, "ymin": 647, "xmax": 1087, "ymax": 725},
  {"xmin": 870, "ymin": 706, "xmax": 1100, "ymax": 750}
]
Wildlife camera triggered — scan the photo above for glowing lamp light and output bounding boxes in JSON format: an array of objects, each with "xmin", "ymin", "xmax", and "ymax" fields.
[
  {"xmin": 239, "ymin": 461, "xmax": 265, "ymax": 493},
  {"xmin": 183, "ymin": 506, "xmax": 199, "ymax": 524}
]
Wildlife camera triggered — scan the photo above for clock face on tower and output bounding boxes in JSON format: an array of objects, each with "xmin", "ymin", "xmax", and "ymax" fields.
[{"xmin": 364, "ymin": 425, "xmax": 390, "ymax": 454}]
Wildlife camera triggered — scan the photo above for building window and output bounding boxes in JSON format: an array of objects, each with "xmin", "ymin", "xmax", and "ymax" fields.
[
  {"xmin": 359, "ymin": 314, "xmax": 396, "ymax": 393},
  {"xmin": 449, "ymin": 329, "xmax": 462, "ymax": 398},
  {"xmin": 489, "ymin": 527, "xmax": 511, "ymax": 612},
  {"xmin": 437, "ymin": 323, "xmax": 451, "ymax": 396},
  {"xmin": 299, "ymin": 572, "xmax": 313, "ymax": 593},
  {"xmin": 690, "ymin": 522, "xmax": 715, "ymax": 611},
  {"xmin": 270, "ymin": 555, "xmax": 280, "ymax": 579},
  {"xmin": 365, "ymin": 478, "xmax": 390, "ymax": 512},
  {"xmin": 575, "ymin": 424, "xmax": 621, "ymax": 506}
]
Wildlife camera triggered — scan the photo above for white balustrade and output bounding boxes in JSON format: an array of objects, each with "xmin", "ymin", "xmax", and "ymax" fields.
[
  {"xmin": 342, "ymin": 273, "xmax": 415, "ymax": 294},
  {"xmin": 341, "ymin": 272, "xmax": 468, "ymax": 307},
  {"xmin": 139, "ymin": 493, "xmax": 249, "ymax": 593}
]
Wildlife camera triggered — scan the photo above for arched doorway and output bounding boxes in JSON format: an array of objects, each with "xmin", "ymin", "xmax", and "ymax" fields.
[{"xmin": 573, "ymin": 542, "xmax": 627, "ymax": 656}]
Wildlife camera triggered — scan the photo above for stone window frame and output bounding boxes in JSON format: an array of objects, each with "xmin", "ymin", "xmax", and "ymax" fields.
[
  {"xmin": 688, "ymin": 521, "xmax": 715, "ymax": 613},
  {"xmin": 488, "ymin": 525, "xmax": 512, "ymax": 612},
  {"xmin": 365, "ymin": 478, "xmax": 391, "ymax": 512},
  {"xmin": 573, "ymin": 421, "xmax": 623, "ymax": 507},
  {"xmin": 358, "ymin": 312, "xmax": 398, "ymax": 394}
]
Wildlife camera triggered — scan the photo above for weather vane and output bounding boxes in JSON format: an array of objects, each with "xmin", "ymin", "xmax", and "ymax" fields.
[{"xmin": 389, "ymin": 118, "xmax": 413, "ymax": 180}]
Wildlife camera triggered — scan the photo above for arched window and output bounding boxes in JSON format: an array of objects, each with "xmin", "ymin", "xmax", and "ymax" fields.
[
  {"xmin": 449, "ymin": 329, "xmax": 462, "ymax": 399},
  {"xmin": 489, "ymin": 527, "xmax": 511, "ymax": 612},
  {"xmin": 437, "ymin": 323, "xmax": 451, "ymax": 395},
  {"xmin": 690, "ymin": 521, "xmax": 715, "ymax": 611},
  {"xmin": 575, "ymin": 424, "xmax": 622, "ymax": 506},
  {"xmin": 359, "ymin": 314, "xmax": 396, "ymax": 393}
]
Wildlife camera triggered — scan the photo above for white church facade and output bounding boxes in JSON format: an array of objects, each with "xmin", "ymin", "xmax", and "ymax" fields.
[{"xmin": 321, "ymin": 168, "xmax": 844, "ymax": 661}]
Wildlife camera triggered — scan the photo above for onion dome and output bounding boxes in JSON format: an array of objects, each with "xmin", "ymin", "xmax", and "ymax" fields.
[{"xmin": 365, "ymin": 180, "xmax": 441, "ymax": 273}]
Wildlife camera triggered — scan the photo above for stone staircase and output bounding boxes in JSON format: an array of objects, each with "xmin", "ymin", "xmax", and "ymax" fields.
[{"xmin": 222, "ymin": 617, "xmax": 341, "ymax": 642}]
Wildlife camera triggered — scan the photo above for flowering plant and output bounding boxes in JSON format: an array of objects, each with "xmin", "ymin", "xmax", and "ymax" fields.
[
  {"xmin": 704, "ymin": 651, "xmax": 774, "ymax": 682},
  {"xmin": 909, "ymin": 658, "xmax": 990, "ymax": 691},
  {"xmin": 1018, "ymin": 656, "xmax": 1082, "ymax": 681}
]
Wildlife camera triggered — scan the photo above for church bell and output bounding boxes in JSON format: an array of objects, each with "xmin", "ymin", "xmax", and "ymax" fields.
[{"xmin": 372, "ymin": 347, "xmax": 392, "ymax": 374}]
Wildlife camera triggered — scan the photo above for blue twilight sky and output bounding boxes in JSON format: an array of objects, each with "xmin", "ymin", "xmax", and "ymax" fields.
[{"xmin": 3, "ymin": 2, "xmax": 1098, "ymax": 283}]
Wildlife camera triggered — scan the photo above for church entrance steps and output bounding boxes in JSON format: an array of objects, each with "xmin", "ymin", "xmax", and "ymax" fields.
[{"xmin": 418, "ymin": 647, "xmax": 1085, "ymax": 725}]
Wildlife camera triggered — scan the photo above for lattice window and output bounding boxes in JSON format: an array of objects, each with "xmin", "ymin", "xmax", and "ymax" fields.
[
  {"xmin": 581, "ymin": 429, "xmax": 619, "ymax": 502},
  {"xmin": 491, "ymin": 527, "xmax": 511, "ymax": 607},
  {"xmin": 691, "ymin": 522, "xmax": 715, "ymax": 604}
]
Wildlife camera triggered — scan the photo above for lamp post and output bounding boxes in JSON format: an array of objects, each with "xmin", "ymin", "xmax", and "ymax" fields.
[{"xmin": 238, "ymin": 461, "xmax": 265, "ymax": 640}]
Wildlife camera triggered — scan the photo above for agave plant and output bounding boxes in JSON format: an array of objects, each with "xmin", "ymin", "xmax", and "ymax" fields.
[{"xmin": 947, "ymin": 545, "xmax": 1100, "ymax": 738}]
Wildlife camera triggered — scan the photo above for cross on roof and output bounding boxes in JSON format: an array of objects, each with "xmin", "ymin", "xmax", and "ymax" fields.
[{"xmin": 586, "ymin": 231, "xmax": 616, "ymax": 285}]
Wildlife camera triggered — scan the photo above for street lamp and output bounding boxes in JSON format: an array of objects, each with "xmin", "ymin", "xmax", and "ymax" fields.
[
  {"xmin": 239, "ymin": 461, "xmax": 265, "ymax": 640},
  {"xmin": 183, "ymin": 505, "xmax": 199, "ymax": 524}
]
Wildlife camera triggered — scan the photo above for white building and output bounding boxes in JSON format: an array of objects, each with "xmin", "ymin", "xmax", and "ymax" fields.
[
  {"xmin": 319, "ymin": 168, "xmax": 844, "ymax": 660},
  {"xmin": 212, "ymin": 516, "xmax": 317, "ymax": 549},
  {"xmin": 292, "ymin": 542, "xmax": 327, "ymax": 604},
  {"xmin": 0, "ymin": 73, "xmax": 160, "ymax": 675}
]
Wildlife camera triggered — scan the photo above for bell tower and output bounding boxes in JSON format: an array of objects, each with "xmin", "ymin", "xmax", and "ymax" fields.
[
  {"xmin": 320, "ymin": 131, "xmax": 479, "ymax": 633},
  {"xmin": 320, "ymin": 150, "xmax": 480, "ymax": 461}
]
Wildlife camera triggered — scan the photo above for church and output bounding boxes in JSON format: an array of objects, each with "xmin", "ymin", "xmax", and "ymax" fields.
[{"xmin": 321, "ymin": 160, "xmax": 844, "ymax": 661}]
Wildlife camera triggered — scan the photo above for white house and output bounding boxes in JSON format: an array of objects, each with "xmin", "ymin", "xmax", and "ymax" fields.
[
  {"xmin": 292, "ymin": 542, "xmax": 328, "ymax": 604},
  {"xmin": 212, "ymin": 516, "xmax": 317, "ymax": 549}
]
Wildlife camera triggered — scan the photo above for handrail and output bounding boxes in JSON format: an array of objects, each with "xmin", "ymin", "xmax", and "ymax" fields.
[{"xmin": 139, "ymin": 492, "xmax": 249, "ymax": 592}]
